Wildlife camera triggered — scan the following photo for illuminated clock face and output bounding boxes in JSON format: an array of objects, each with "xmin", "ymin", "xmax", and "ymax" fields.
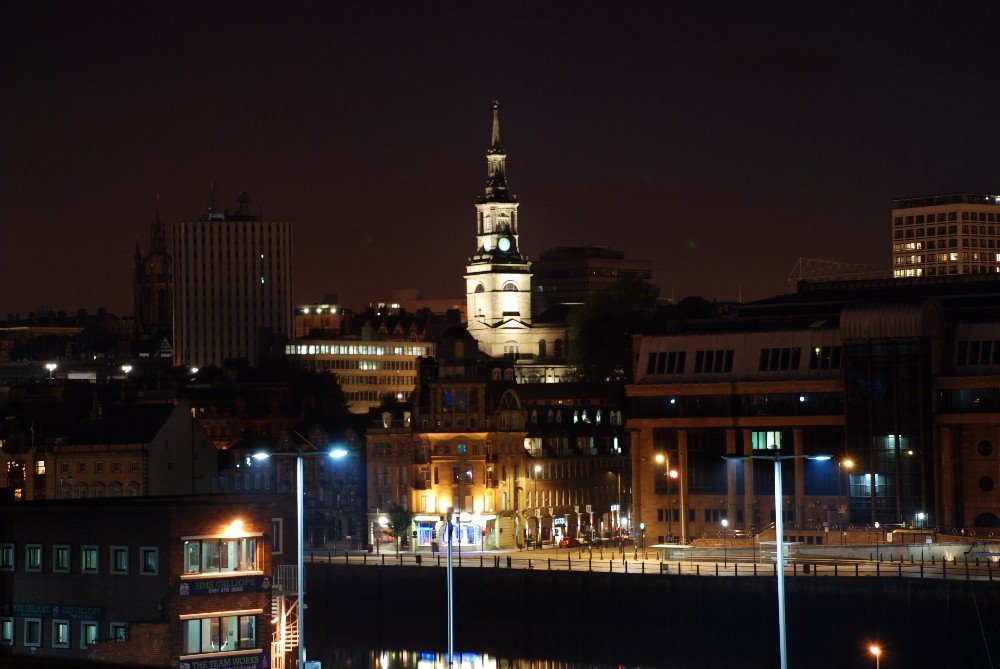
[
  {"xmin": 482, "ymin": 238, "xmax": 491, "ymax": 251},
  {"xmin": 497, "ymin": 236, "xmax": 511, "ymax": 252}
]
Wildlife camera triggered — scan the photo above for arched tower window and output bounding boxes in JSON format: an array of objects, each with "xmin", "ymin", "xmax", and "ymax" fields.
[
  {"xmin": 474, "ymin": 284, "xmax": 485, "ymax": 293},
  {"xmin": 538, "ymin": 340, "xmax": 547, "ymax": 357},
  {"xmin": 502, "ymin": 282, "xmax": 518, "ymax": 292}
]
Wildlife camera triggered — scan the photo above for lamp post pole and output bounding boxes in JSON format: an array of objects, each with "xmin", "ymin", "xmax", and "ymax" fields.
[
  {"xmin": 253, "ymin": 446, "xmax": 347, "ymax": 669},
  {"xmin": 773, "ymin": 458, "xmax": 787, "ymax": 669},
  {"xmin": 723, "ymin": 451, "xmax": 830, "ymax": 669},
  {"xmin": 295, "ymin": 454, "xmax": 306, "ymax": 669},
  {"xmin": 721, "ymin": 518, "xmax": 729, "ymax": 567},
  {"xmin": 446, "ymin": 506, "xmax": 455, "ymax": 668}
]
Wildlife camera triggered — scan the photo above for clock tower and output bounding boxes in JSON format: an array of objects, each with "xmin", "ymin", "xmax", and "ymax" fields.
[{"xmin": 465, "ymin": 102, "xmax": 533, "ymax": 356}]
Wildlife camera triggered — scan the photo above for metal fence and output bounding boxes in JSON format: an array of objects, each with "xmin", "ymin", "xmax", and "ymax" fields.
[{"xmin": 305, "ymin": 549, "xmax": 999, "ymax": 581}]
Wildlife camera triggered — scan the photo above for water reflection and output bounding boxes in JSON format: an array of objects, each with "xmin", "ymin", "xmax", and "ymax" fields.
[{"xmin": 315, "ymin": 648, "xmax": 663, "ymax": 669}]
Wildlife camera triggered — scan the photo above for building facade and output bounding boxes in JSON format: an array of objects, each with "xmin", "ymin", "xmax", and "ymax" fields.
[
  {"xmin": 365, "ymin": 327, "xmax": 631, "ymax": 550},
  {"xmin": 173, "ymin": 195, "xmax": 293, "ymax": 368},
  {"xmin": 0, "ymin": 495, "xmax": 288, "ymax": 668},
  {"xmin": 892, "ymin": 193, "xmax": 1000, "ymax": 279},
  {"xmin": 531, "ymin": 245, "xmax": 654, "ymax": 316},
  {"xmin": 628, "ymin": 275, "xmax": 1000, "ymax": 546}
]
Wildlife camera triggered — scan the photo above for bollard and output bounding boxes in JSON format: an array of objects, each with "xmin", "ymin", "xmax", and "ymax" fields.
[
  {"xmin": 507, "ymin": 556, "xmax": 512, "ymax": 568},
  {"xmin": 898, "ymin": 563, "xmax": 902, "ymax": 578},
  {"xmin": 715, "ymin": 564, "xmax": 719, "ymax": 576},
  {"xmin": 696, "ymin": 564, "xmax": 700, "ymax": 576},
  {"xmin": 381, "ymin": 554, "xmax": 385, "ymax": 566},
  {"xmin": 416, "ymin": 554, "xmax": 422, "ymax": 566},
  {"xmin": 589, "ymin": 557, "xmax": 592, "ymax": 572},
  {"xmin": 363, "ymin": 554, "xmax": 367, "ymax": 566},
  {"xmin": 834, "ymin": 562, "xmax": 838, "ymax": 577},
  {"xmin": 480, "ymin": 555, "xmax": 483, "ymax": 568},
  {"xmin": 609, "ymin": 560, "xmax": 613, "ymax": 573},
  {"xmin": 855, "ymin": 564, "xmax": 859, "ymax": 577},
  {"xmin": 437, "ymin": 555, "xmax": 441, "ymax": 567},
  {"xmin": 943, "ymin": 560, "xmax": 947, "ymax": 579},
  {"xmin": 548, "ymin": 558, "xmax": 552, "ymax": 571}
]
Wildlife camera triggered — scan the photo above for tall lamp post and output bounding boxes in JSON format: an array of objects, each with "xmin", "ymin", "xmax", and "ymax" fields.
[
  {"xmin": 533, "ymin": 464, "xmax": 542, "ymax": 546},
  {"xmin": 723, "ymin": 449, "xmax": 831, "ymax": 669},
  {"xmin": 654, "ymin": 454, "xmax": 680, "ymax": 542},
  {"xmin": 254, "ymin": 446, "xmax": 348, "ymax": 669},
  {"xmin": 721, "ymin": 518, "xmax": 729, "ymax": 567},
  {"xmin": 45, "ymin": 362, "xmax": 57, "ymax": 379}
]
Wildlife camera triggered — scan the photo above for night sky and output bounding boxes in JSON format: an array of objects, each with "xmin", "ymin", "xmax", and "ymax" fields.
[{"xmin": 4, "ymin": 2, "xmax": 1000, "ymax": 316}]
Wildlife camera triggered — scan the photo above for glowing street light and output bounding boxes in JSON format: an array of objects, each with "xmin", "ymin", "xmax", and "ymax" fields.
[
  {"xmin": 252, "ymin": 446, "xmax": 348, "ymax": 669},
  {"xmin": 45, "ymin": 362, "xmax": 57, "ymax": 379},
  {"xmin": 869, "ymin": 644, "xmax": 882, "ymax": 669},
  {"xmin": 120, "ymin": 364, "xmax": 133, "ymax": 378}
]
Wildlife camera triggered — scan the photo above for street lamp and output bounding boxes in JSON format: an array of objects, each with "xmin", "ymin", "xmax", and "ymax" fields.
[
  {"xmin": 869, "ymin": 644, "xmax": 882, "ymax": 669},
  {"xmin": 723, "ymin": 449, "xmax": 831, "ymax": 669},
  {"xmin": 839, "ymin": 458, "xmax": 854, "ymax": 530},
  {"xmin": 533, "ymin": 464, "xmax": 542, "ymax": 546},
  {"xmin": 120, "ymin": 364, "xmax": 133, "ymax": 378},
  {"xmin": 721, "ymin": 518, "xmax": 729, "ymax": 567},
  {"xmin": 45, "ymin": 362, "xmax": 57, "ymax": 379},
  {"xmin": 253, "ymin": 446, "xmax": 348, "ymax": 669}
]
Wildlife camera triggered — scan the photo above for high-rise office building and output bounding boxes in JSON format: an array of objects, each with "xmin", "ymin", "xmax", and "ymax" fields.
[
  {"xmin": 531, "ymin": 245, "xmax": 653, "ymax": 316},
  {"xmin": 892, "ymin": 193, "xmax": 1000, "ymax": 278},
  {"xmin": 173, "ymin": 194, "xmax": 292, "ymax": 368}
]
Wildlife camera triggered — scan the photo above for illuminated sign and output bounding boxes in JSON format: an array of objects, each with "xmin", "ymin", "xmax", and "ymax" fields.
[
  {"xmin": 179, "ymin": 575, "xmax": 270, "ymax": 596},
  {"xmin": 180, "ymin": 653, "xmax": 269, "ymax": 669}
]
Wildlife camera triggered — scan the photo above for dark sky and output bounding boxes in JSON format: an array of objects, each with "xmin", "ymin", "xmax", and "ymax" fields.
[{"xmin": 4, "ymin": 1, "xmax": 1000, "ymax": 316}]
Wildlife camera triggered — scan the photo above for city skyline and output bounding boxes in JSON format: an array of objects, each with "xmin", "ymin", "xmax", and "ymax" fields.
[{"xmin": 5, "ymin": 2, "xmax": 1000, "ymax": 316}]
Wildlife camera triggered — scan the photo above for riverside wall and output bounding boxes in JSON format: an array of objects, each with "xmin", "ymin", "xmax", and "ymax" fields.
[{"xmin": 306, "ymin": 564, "xmax": 1000, "ymax": 668}]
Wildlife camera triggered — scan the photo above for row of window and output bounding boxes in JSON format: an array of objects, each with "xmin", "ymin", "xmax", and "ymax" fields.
[
  {"xmin": 0, "ymin": 618, "xmax": 127, "ymax": 649},
  {"xmin": 895, "ymin": 211, "xmax": 1000, "ymax": 225},
  {"xmin": 60, "ymin": 460, "xmax": 137, "ymax": 474},
  {"xmin": 645, "ymin": 346, "xmax": 842, "ymax": 375},
  {"xmin": 183, "ymin": 537, "xmax": 258, "ymax": 575},
  {"xmin": 182, "ymin": 614, "xmax": 257, "ymax": 655},
  {"xmin": 894, "ymin": 238, "xmax": 1000, "ymax": 252},
  {"xmin": 895, "ymin": 252, "xmax": 1000, "ymax": 264},
  {"xmin": 287, "ymin": 344, "xmax": 431, "ymax": 356},
  {"xmin": 0, "ymin": 543, "xmax": 158, "ymax": 575},
  {"xmin": 955, "ymin": 340, "xmax": 1000, "ymax": 367}
]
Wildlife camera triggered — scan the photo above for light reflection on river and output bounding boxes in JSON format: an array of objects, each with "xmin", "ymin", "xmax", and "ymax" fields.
[{"xmin": 313, "ymin": 648, "xmax": 669, "ymax": 669}]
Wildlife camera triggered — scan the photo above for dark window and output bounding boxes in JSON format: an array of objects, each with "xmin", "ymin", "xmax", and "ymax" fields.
[
  {"xmin": 980, "ymin": 476, "xmax": 994, "ymax": 492},
  {"xmin": 978, "ymin": 440, "xmax": 993, "ymax": 457}
]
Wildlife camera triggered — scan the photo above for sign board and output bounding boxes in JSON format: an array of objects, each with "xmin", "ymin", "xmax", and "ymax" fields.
[
  {"xmin": 179, "ymin": 575, "xmax": 271, "ymax": 597},
  {"xmin": 11, "ymin": 604, "xmax": 105, "ymax": 620},
  {"xmin": 180, "ymin": 652, "xmax": 270, "ymax": 669},
  {"xmin": 554, "ymin": 517, "xmax": 565, "ymax": 526},
  {"xmin": 586, "ymin": 505, "xmax": 592, "ymax": 513},
  {"xmin": 610, "ymin": 504, "xmax": 620, "ymax": 512}
]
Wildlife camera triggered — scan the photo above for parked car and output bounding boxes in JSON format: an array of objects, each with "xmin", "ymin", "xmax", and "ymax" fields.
[{"xmin": 558, "ymin": 536, "xmax": 581, "ymax": 548}]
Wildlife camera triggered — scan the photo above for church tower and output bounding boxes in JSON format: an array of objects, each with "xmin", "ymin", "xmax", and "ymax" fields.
[
  {"xmin": 133, "ymin": 198, "xmax": 174, "ymax": 346},
  {"xmin": 465, "ymin": 102, "xmax": 533, "ymax": 357}
]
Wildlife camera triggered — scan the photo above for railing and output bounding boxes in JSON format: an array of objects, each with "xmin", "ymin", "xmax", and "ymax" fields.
[
  {"xmin": 302, "ymin": 548, "xmax": 999, "ymax": 582},
  {"xmin": 272, "ymin": 564, "xmax": 298, "ymax": 593}
]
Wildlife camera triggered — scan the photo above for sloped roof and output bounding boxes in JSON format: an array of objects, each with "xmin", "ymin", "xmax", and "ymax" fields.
[{"xmin": 69, "ymin": 404, "xmax": 176, "ymax": 445}]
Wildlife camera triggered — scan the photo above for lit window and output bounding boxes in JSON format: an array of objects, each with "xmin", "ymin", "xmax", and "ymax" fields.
[
  {"xmin": 0, "ymin": 618, "xmax": 13, "ymax": 645},
  {"xmin": 53, "ymin": 545, "xmax": 70, "ymax": 572},
  {"xmin": 110, "ymin": 622, "xmax": 128, "ymax": 642},
  {"xmin": 111, "ymin": 546, "xmax": 128, "ymax": 574},
  {"xmin": 52, "ymin": 619, "xmax": 70, "ymax": 648},
  {"xmin": 81, "ymin": 546, "xmax": 98, "ymax": 573},
  {"xmin": 183, "ymin": 537, "xmax": 258, "ymax": 574},
  {"xmin": 182, "ymin": 614, "xmax": 256, "ymax": 655},
  {"xmin": 0, "ymin": 544, "xmax": 13, "ymax": 571},
  {"xmin": 140, "ymin": 547, "xmax": 158, "ymax": 575},
  {"xmin": 25, "ymin": 545, "xmax": 42, "ymax": 572},
  {"xmin": 80, "ymin": 621, "xmax": 98, "ymax": 649},
  {"xmin": 35, "ymin": 460, "xmax": 45, "ymax": 475}
]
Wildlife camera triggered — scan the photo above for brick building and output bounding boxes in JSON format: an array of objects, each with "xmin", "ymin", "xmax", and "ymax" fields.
[{"xmin": 1, "ymin": 494, "xmax": 294, "ymax": 668}]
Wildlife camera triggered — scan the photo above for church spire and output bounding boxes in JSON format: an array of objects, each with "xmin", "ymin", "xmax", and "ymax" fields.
[
  {"xmin": 483, "ymin": 100, "xmax": 511, "ymax": 203},
  {"xmin": 489, "ymin": 100, "xmax": 503, "ymax": 154}
]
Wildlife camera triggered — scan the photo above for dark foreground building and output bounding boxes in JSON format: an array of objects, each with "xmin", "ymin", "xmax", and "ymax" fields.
[{"xmin": 1, "ymin": 494, "xmax": 293, "ymax": 668}]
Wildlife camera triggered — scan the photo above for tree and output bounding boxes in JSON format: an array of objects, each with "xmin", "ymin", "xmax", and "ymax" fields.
[
  {"xmin": 567, "ymin": 276, "xmax": 660, "ymax": 382},
  {"xmin": 386, "ymin": 503, "xmax": 415, "ymax": 551}
]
